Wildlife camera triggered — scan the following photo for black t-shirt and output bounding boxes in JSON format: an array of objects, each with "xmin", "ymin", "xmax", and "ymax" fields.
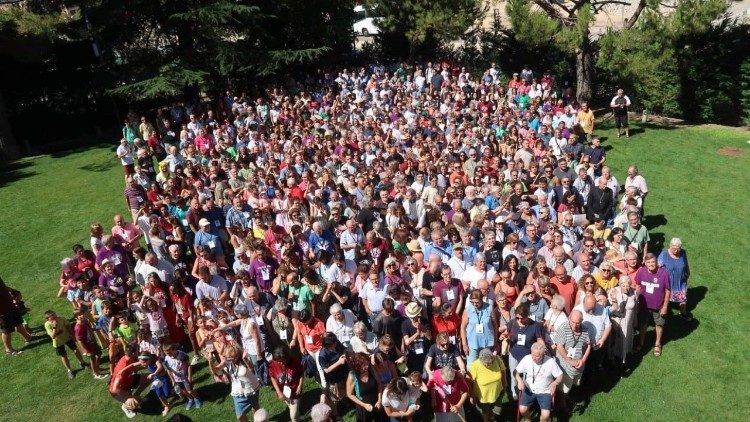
[
  {"xmin": 319, "ymin": 346, "xmax": 349, "ymax": 383},
  {"xmin": 373, "ymin": 313, "xmax": 403, "ymax": 347},
  {"xmin": 426, "ymin": 343, "xmax": 460, "ymax": 370}
]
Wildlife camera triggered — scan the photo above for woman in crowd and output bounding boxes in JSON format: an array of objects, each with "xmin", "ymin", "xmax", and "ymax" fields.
[
  {"xmin": 468, "ymin": 348, "xmax": 506, "ymax": 422},
  {"xmin": 658, "ymin": 237, "xmax": 691, "ymax": 320},
  {"xmin": 347, "ymin": 352, "xmax": 385, "ymax": 422}
]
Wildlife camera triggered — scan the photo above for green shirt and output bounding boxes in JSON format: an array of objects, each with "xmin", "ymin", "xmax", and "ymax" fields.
[
  {"xmin": 623, "ymin": 225, "xmax": 650, "ymax": 252},
  {"xmin": 45, "ymin": 318, "xmax": 72, "ymax": 348},
  {"xmin": 289, "ymin": 284, "xmax": 314, "ymax": 312},
  {"xmin": 115, "ymin": 323, "xmax": 137, "ymax": 343}
]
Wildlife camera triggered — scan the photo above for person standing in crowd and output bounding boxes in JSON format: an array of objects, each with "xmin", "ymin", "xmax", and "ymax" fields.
[
  {"xmin": 610, "ymin": 88, "xmax": 632, "ymax": 138},
  {"xmin": 553, "ymin": 309, "xmax": 591, "ymax": 415},
  {"xmin": 634, "ymin": 253, "xmax": 671, "ymax": 357},
  {"xmin": 468, "ymin": 348, "xmax": 506, "ymax": 422},
  {"xmin": 658, "ymin": 238, "xmax": 691, "ymax": 321},
  {"xmin": 0, "ymin": 276, "xmax": 33, "ymax": 356},
  {"xmin": 44, "ymin": 310, "xmax": 87, "ymax": 379},
  {"xmin": 515, "ymin": 342, "xmax": 564, "ymax": 422}
]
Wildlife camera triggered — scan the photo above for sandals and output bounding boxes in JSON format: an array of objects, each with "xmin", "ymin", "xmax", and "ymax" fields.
[
  {"xmin": 5, "ymin": 349, "xmax": 23, "ymax": 356},
  {"xmin": 653, "ymin": 345, "xmax": 662, "ymax": 357}
]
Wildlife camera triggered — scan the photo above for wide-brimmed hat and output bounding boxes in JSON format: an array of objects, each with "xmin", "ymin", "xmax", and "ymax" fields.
[
  {"xmin": 405, "ymin": 302, "xmax": 422, "ymax": 318},
  {"xmin": 406, "ymin": 239, "xmax": 422, "ymax": 253}
]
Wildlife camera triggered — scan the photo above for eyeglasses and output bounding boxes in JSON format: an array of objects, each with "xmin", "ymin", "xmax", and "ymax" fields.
[{"xmin": 584, "ymin": 281, "xmax": 594, "ymax": 285}]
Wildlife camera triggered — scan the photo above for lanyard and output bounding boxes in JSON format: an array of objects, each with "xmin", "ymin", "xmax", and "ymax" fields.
[{"xmin": 531, "ymin": 362, "xmax": 542, "ymax": 383}]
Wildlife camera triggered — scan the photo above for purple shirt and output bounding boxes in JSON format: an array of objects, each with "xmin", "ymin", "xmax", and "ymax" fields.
[
  {"xmin": 634, "ymin": 266, "xmax": 670, "ymax": 310},
  {"xmin": 96, "ymin": 245, "xmax": 129, "ymax": 277},
  {"xmin": 249, "ymin": 259, "xmax": 276, "ymax": 291}
]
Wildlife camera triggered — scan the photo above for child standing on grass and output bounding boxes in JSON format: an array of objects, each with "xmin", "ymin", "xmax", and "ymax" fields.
[
  {"xmin": 73, "ymin": 311, "xmax": 108, "ymax": 380},
  {"xmin": 44, "ymin": 310, "xmax": 87, "ymax": 379},
  {"xmin": 138, "ymin": 352, "xmax": 173, "ymax": 416},
  {"xmin": 164, "ymin": 343, "xmax": 203, "ymax": 410}
]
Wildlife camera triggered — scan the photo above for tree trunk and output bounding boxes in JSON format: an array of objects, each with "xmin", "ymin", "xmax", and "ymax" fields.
[
  {"xmin": 576, "ymin": 39, "xmax": 593, "ymax": 103},
  {"xmin": 0, "ymin": 90, "xmax": 20, "ymax": 162}
]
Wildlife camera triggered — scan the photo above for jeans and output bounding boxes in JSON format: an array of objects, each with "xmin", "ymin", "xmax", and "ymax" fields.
[{"xmin": 508, "ymin": 353, "xmax": 520, "ymax": 399}]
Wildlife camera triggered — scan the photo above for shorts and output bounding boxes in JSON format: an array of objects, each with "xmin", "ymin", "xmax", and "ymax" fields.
[
  {"xmin": 614, "ymin": 113, "xmax": 629, "ymax": 128},
  {"xmin": 232, "ymin": 392, "xmax": 259, "ymax": 417},
  {"xmin": 639, "ymin": 304, "xmax": 665, "ymax": 326},
  {"xmin": 54, "ymin": 339, "xmax": 78, "ymax": 356},
  {"xmin": 520, "ymin": 390, "xmax": 553, "ymax": 411},
  {"xmin": 173, "ymin": 380, "xmax": 193, "ymax": 395},
  {"xmin": 150, "ymin": 377, "xmax": 171, "ymax": 398},
  {"xmin": 123, "ymin": 164, "xmax": 135, "ymax": 175},
  {"xmin": 0, "ymin": 312, "xmax": 22, "ymax": 334},
  {"xmin": 325, "ymin": 381, "xmax": 345, "ymax": 403},
  {"xmin": 477, "ymin": 396, "xmax": 503, "ymax": 415},
  {"xmin": 558, "ymin": 371, "xmax": 582, "ymax": 393}
]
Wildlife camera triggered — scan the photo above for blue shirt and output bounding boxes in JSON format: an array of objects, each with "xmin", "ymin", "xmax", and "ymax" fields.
[{"xmin": 194, "ymin": 230, "xmax": 223, "ymax": 256}]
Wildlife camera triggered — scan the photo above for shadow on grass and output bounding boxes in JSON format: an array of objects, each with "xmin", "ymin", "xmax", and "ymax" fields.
[
  {"xmin": 195, "ymin": 381, "xmax": 231, "ymax": 405},
  {"xmin": 0, "ymin": 160, "xmax": 37, "ymax": 188},
  {"xmin": 685, "ymin": 286, "xmax": 707, "ymax": 314},
  {"xmin": 648, "ymin": 232, "xmax": 666, "ymax": 255},
  {"xmin": 643, "ymin": 214, "xmax": 668, "ymax": 230},
  {"xmin": 80, "ymin": 161, "xmax": 116, "ymax": 173}
]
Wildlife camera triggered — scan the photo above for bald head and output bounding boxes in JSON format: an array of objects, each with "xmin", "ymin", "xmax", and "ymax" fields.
[{"xmin": 584, "ymin": 295, "xmax": 596, "ymax": 313}]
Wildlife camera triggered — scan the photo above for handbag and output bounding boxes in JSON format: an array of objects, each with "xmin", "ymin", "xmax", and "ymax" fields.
[{"xmin": 301, "ymin": 353, "xmax": 318, "ymax": 378}]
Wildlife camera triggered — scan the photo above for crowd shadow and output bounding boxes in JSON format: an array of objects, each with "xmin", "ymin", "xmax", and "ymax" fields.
[
  {"xmin": 648, "ymin": 232, "xmax": 666, "ymax": 254},
  {"xmin": 643, "ymin": 214, "xmax": 668, "ymax": 230},
  {"xmin": 0, "ymin": 160, "xmax": 37, "ymax": 188},
  {"xmin": 79, "ymin": 161, "xmax": 116, "ymax": 173}
]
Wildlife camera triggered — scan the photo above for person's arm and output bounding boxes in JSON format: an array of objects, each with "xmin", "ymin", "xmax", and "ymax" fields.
[
  {"xmin": 295, "ymin": 366, "xmax": 304, "ymax": 396},
  {"xmin": 598, "ymin": 322, "xmax": 612, "ymax": 349},
  {"xmin": 323, "ymin": 353, "xmax": 348, "ymax": 374},
  {"xmin": 423, "ymin": 356, "xmax": 433, "ymax": 378},
  {"xmin": 269, "ymin": 372, "xmax": 285, "ymax": 400},
  {"xmin": 660, "ymin": 287, "xmax": 671, "ymax": 317},
  {"xmin": 460, "ymin": 310, "xmax": 469, "ymax": 354},
  {"xmin": 295, "ymin": 323, "xmax": 306, "ymax": 355},
  {"xmin": 456, "ymin": 353, "xmax": 467, "ymax": 374},
  {"xmin": 191, "ymin": 259, "xmax": 200, "ymax": 279}
]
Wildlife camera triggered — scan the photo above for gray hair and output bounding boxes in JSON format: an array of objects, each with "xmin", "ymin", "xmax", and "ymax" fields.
[
  {"xmin": 330, "ymin": 303, "xmax": 343, "ymax": 314},
  {"xmin": 234, "ymin": 303, "xmax": 249, "ymax": 317},
  {"xmin": 353, "ymin": 321, "xmax": 367, "ymax": 335},
  {"xmin": 669, "ymin": 237, "xmax": 682, "ymax": 247},
  {"xmin": 274, "ymin": 297, "xmax": 288, "ymax": 312},
  {"xmin": 60, "ymin": 257, "xmax": 75, "ymax": 269},
  {"xmin": 551, "ymin": 294, "xmax": 566, "ymax": 311},
  {"xmin": 619, "ymin": 275, "xmax": 631, "ymax": 288},
  {"xmin": 478, "ymin": 348, "xmax": 495, "ymax": 366},
  {"xmin": 253, "ymin": 408, "xmax": 269, "ymax": 422},
  {"xmin": 475, "ymin": 252, "xmax": 486, "ymax": 262},
  {"xmin": 441, "ymin": 366, "xmax": 456, "ymax": 383},
  {"xmin": 531, "ymin": 342, "xmax": 546, "ymax": 354},
  {"xmin": 310, "ymin": 403, "xmax": 332, "ymax": 422}
]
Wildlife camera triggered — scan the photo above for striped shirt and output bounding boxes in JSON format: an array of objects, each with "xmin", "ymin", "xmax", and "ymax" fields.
[{"xmin": 553, "ymin": 323, "xmax": 590, "ymax": 376}]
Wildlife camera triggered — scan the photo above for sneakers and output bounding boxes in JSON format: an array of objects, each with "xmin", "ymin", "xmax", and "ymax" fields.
[
  {"xmin": 5, "ymin": 349, "xmax": 23, "ymax": 356},
  {"xmin": 67, "ymin": 370, "xmax": 75, "ymax": 379},
  {"xmin": 121, "ymin": 403, "xmax": 136, "ymax": 419},
  {"xmin": 94, "ymin": 373, "xmax": 109, "ymax": 380},
  {"xmin": 185, "ymin": 399, "xmax": 195, "ymax": 410},
  {"xmin": 191, "ymin": 355, "xmax": 200, "ymax": 366},
  {"xmin": 194, "ymin": 398, "xmax": 203, "ymax": 409}
]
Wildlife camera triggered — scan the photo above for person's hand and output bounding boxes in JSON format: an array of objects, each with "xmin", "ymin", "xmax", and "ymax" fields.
[
  {"xmin": 276, "ymin": 390, "xmax": 285, "ymax": 400},
  {"xmin": 337, "ymin": 354, "xmax": 347, "ymax": 365},
  {"xmin": 595, "ymin": 339, "xmax": 605, "ymax": 350},
  {"xmin": 573, "ymin": 359, "xmax": 584, "ymax": 369},
  {"xmin": 659, "ymin": 307, "xmax": 668, "ymax": 317},
  {"xmin": 462, "ymin": 342, "xmax": 469, "ymax": 355},
  {"xmin": 375, "ymin": 401, "xmax": 382, "ymax": 410},
  {"xmin": 365, "ymin": 404, "xmax": 374, "ymax": 412},
  {"xmin": 450, "ymin": 405, "xmax": 460, "ymax": 413},
  {"xmin": 517, "ymin": 379, "xmax": 526, "ymax": 393},
  {"xmin": 549, "ymin": 382, "xmax": 558, "ymax": 395},
  {"xmin": 147, "ymin": 374, "xmax": 154, "ymax": 380}
]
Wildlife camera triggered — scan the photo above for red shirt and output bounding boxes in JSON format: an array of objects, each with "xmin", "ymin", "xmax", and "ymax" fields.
[
  {"xmin": 109, "ymin": 355, "xmax": 137, "ymax": 392},
  {"xmin": 269, "ymin": 358, "xmax": 304, "ymax": 399},
  {"xmin": 294, "ymin": 318, "xmax": 325, "ymax": 353},
  {"xmin": 427, "ymin": 370, "xmax": 469, "ymax": 412},
  {"xmin": 551, "ymin": 276, "xmax": 577, "ymax": 314},
  {"xmin": 431, "ymin": 313, "xmax": 460, "ymax": 338}
]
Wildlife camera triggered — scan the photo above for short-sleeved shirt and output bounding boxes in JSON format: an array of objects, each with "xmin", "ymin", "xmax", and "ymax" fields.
[
  {"xmin": 427, "ymin": 370, "xmax": 470, "ymax": 413},
  {"xmin": 269, "ymin": 358, "xmax": 304, "ymax": 399},
  {"xmin": 573, "ymin": 304, "xmax": 611, "ymax": 343},
  {"xmin": 195, "ymin": 276, "xmax": 229, "ymax": 301},
  {"xmin": 553, "ymin": 323, "xmax": 590, "ymax": 376},
  {"xmin": 44, "ymin": 318, "xmax": 72, "ymax": 348},
  {"xmin": 381, "ymin": 381, "xmax": 422, "ymax": 412},
  {"xmin": 110, "ymin": 356, "xmax": 137, "ymax": 392},
  {"xmin": 634, "ymin": 266, "xmax": 670, "ymax": 310},
  {"xmin": 319, "ymin": 346, "xmax": 348, "ymax": 383},
  {"xmin": 289, "ymin": 283, "xmax": 314, "ymax": 312},
  {"xmin": 515, "ymin": 355, "xmax": 562, "ymax": 394},
  {"xmin": 469, "ymin": 358, "xmax": 505, "ymax": 404},
  {"xmin": 426, "ymin": 343, "xmax": 461, "ymax": 370},
  {"xmin": 164, "ymin": 350, "xmax": 190, "ymax": 382},
  {"xmin": 509, "ymin": 321, "xmax": 544, "ymax": 361},
  {"xmin": 293, "ymin": 318, "xmax": 325, "ymax": 353}
]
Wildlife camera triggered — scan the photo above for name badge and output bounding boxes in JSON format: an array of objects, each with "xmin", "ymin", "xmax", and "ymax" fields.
[
  {"xmin": 413, "ymin": 287, "xmax": 420, "ymax": 297},
  {"xmin": 475, "ymin": 323, "xmax": 484, "ymax": 334},
  {"xmin": 112, "ymin": 255, "xmax": 122, "ymax": 266},
  {"xmin": 415, "ymin": 345, "xmax": 424, "ymax": 354},
  {"xmin": 529, "ymin": 314, "xmax": 536, "ymax": 322},
  {"xmin": 446, "ymin": 289, "xmax": 455, "ymax": 301},
  {"xmin": 181, "ymin": 218, "xmax": 188, "ymax": 226},
  {"xmin": 567, "ymin": 346, "xmax": 580, "ymax": 359},
  {"xmin": 305, "ymin": 335, "xmax": 313, "ymax": 344},
  {"xmin": 449, "ymin": 335, "xmax": 456, "ymax": 344},
  {"xmin": 261, "ymin": 267, "xmax": 270, "ymax": 281},
  {"xmin": 292, "ymin": 302, "xmax": 301, "ymax": 311},
  {"xmin": 121, "ymin": 232, "xmax": 130, "ymax": 241},
  {"xmin": 243, "ymin": 212, "xmax": 251, "ymax": 219},
  {"xmin": 255, "ymin": 316, "xmax": 264, "ymax": 326},
  {"xmin": 214, "ymin": 219, "xmax": 221, "ymax": 227},
  {"xmin": 279, "ymin": 330, "xmax": 288, "ymax": 340},
  {"xmin": 283, "ymin": 385, "xmax": 292, "ymax": 398},
  {"xmin": 644, "ymin": 282, "xmax": 656, "ymax": 294},
  {"xmin": 444, "ymin": 385, "xmax": 452, "ymax": 395},
  {"xmin": 207, "ymin": 240, "xmax": 216, "ymax": 249},
  {"xmin": 517, "ymin": 333, "xmax": 527, "ymax": 346}
]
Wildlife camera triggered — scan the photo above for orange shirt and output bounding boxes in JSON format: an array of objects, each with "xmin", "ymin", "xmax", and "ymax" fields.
[
  {"xmin": 551, "ymin": 276, "xmax": 577, "ymax": 314},
  {"xmin": 294, "ymin": 318, "xmax": 325, "ymax": 353},
  {"xmin": 431, "ymin": 313, "xmax": 460, "ymax": 338}
]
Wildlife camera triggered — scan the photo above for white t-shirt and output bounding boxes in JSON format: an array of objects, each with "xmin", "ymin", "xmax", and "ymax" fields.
[
  {"xmin": 515, "ymin": 355, "xmax": 562, "ymax": 395},
  {"xmin": 326, "ymin": 309, "xmax": 356, "ymax": 344},
  {"xmin": 543, "ymin": 310, "xmax": 569, "ymax": 337},
  {"xmin": 381, "ymin": 382, "xmax": 422, "ymax": 412},
  {"xmin": 461, "ymin": 266, "xmax": 497, "ymax": 290}
]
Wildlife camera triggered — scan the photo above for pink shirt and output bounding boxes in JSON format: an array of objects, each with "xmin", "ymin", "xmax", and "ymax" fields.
[{"xmin": 111, "ymin": 224, "xmax": 142, "ymax": 251}]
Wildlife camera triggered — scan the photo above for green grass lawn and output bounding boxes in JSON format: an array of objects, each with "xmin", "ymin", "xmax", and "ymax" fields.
[{"xmin": 0, "ymin": 122, "xmax": 748, "ymax": 421}]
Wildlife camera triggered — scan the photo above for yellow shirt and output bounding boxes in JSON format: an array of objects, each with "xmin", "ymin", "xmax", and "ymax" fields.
[
  {"xmin": 577, "ymin": 110, "xmax": 595, "ymax": 133},
  {"xmin": 44, "ymin": 318, "xmax": 72, "ymax": 348},
  {"xmin": 469, "ymin": 358, "xmax": 506, "ymax": 403},
  {"xmin": 595, "ymin": 273, "xmax": 618, "ymax": 291},
  {"xmin": 586, "ymin": 224, "xmax": 611, "ymax": 241}
]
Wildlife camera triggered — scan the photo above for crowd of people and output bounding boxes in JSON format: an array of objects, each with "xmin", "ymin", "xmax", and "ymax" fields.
[{"xmin": 1, "ymin": 61, "xmax": 694, "ymax": 421}]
